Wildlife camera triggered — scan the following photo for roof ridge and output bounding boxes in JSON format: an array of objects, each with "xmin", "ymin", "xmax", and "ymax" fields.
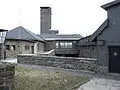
[
  {"xmin": 20, "ymin": 27, "xmax": 44, "ymax": 42},
  {"xmin": 101, "ymin": 0, "xmax": 120, "ymax": 10},
  {"xmin": 89, "ymin": 19, "xmax": 108, "ymax": 41},
  {"xmin": 20, "ymin": 27, "xmax": 38, "ymax": 40}
]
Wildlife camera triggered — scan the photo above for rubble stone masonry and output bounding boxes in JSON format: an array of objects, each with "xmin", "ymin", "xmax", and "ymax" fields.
[
  {"xmin": 18, "ymin": 54, "xmax": 97, "ymax": 72},
  {"xmin": 0, "ymin": 62, "xmax": 15, "ymax": 90}
]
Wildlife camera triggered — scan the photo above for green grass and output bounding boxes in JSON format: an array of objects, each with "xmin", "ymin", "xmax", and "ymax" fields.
[{"xmin": 13, "ymin": 66, "xmax": 89, "ymax": 90}]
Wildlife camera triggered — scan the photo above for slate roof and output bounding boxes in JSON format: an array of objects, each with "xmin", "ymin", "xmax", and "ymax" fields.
[
  {"xmin": 6, "ymin": 26, "xmax": 44, "ymax": 42},
  {"xmin": 38, "ymin": 34, "xmax": 82, "ymax": 41},
  {"xmin": 78, "ymin": 19, "xmax": 108, "ymax": 43},
  {"xmin": 79, "ymin": 35, "xmax": 91, "ymax": 41},
  {"xmin": 101, "ymin": 0, "xmax": 120, "ymax": 10},
  {"xmin": 88, "ymin": 19, "xmax": 108, "ymax": 41},
  {"xmin": 78, "ymin": 35, "xmax": 97, "ymax": 46}
]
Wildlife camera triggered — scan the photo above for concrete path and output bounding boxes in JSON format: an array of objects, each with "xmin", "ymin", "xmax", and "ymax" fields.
[
  {"xmin": 2, "ymin": 58, "xmax": 120, "ymax": 90},
  {"xmin": 77, "ymin": 78, "xmax": 120, "ymax": 90},
  {"xmin": 77, "ymin": 73, "xmax": 120, "ymax": 90}
]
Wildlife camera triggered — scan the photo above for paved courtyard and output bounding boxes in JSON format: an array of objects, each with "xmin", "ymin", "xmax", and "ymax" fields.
[
  {"xmin": 77, "ymin": 73, "xmax": 120, "ymax": 90},
  {"xmin": 2, "ymin": 58, "xmax": 120, "ymax": 90},
  {"xmin": 77, "ymin": 78, "xmax": 120, "ymax": 90}
]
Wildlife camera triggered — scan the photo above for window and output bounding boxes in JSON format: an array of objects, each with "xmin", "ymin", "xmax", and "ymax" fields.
[
  {"xmin": 64, "ymin": 42, "xmax": 68, "ymax": 48},
  {"xmin": 56, "ymin": 42, "xmax": 59, "ymax": 48},
  {"xmin": 0, "ymin": 32, "xmax": 7, "ymax": 43},
  {"xmin": 25, "ymin": 45, "xmax": 30, "ymax": 50},
  {"xmin": 59, "ymin": 42, "xmax": 72, "ymax": 48},
  {"xmin": 60, "ymin": 42, "xmax": 65, "ymax": 48},
  {"xmin": 6, "ymin": 45, "xmax": 10, "ymax": 51},
  {"xmin": 11, "ymin": 45, "xmax": 15, "ymax": 50},
  {"xmin": 37, "ymin": 45, "xmax": 40, "ymax": 51},
  {"xmin": 67, "ymin": 42, "xmax": 72, "ymax": 48}
]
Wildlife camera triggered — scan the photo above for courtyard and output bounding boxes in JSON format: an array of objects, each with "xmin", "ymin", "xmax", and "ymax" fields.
[{"xmin": 2, "ymin": 59, "xmax": 120, "ymax": 90}]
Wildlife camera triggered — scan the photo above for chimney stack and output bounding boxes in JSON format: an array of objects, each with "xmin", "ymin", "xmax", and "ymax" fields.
[{"xmin": 40, "ymin": 7, "xmax": 51, "ymax": 34}]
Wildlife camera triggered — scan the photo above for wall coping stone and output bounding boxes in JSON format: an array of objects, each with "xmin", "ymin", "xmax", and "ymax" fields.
[{"xmin": 18, "ymin": 54, "xmax": 97, "ymax": 61}]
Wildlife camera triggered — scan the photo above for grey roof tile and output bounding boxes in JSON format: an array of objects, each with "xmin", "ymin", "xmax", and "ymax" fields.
[
  {"xmin": 89, "ymin": 19, "xmax": 108, "ymax": 41},
  {"xmin": 38, "ymin": 34, "xmax": 82, "ymax": 41},
  {"xmin": 6, "ymin": 26, "xmax": 44, "ymax": 42}
]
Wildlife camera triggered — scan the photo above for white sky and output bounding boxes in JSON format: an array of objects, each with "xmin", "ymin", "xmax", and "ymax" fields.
[{"xmin": 0, "ymin": 0, "xmax": 114, "ymax": 36}]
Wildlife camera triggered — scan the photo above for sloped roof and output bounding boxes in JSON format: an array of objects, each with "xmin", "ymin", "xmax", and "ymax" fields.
[
  {"xmin": 101, "ymin": 0, "xmax": 120, "ymax": 10},
  {"xmin": 79, "ymin": 35, "xmax": 91, "ymax": 41},
  {"xmin": 6, "ymin": 26, "xmax": 44, "ymax": 42},
  {"xmin": 88, "ymin": 19, "xmax": 108, "ymax": 41},
  {"xmin": 88, "ymin": 1, "xmax": 117, "ymax": 41},
  {"xmin": 38, "ymin": 34, "xmax": 82, "ymax": 41}
]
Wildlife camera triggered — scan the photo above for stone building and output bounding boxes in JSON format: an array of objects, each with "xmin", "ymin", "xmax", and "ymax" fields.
[
  {"xmin": 4, "ymin": 7, "xmax": 82, "ymax": 58},
  {"xmin": 78, "ymin": 0, "xmax": 120, "ymax": 73},
  {"xmin": 50, "ymin": 0, "xmax": 120, "ymax": 73},
  {"xmin": 5, "ymin": 0, "xmax": 120, "ymax": 74},
  {"xmin": 96, "ymin": 0, "xmax": 120, "ymax": 73},
  {"xmin": 5, "ymin": 26, "xmax": 44, "ymax": 58}
]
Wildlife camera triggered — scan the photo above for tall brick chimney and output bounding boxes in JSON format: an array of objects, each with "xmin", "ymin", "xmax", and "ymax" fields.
[{"xmin": 40, "ymin": 7, "xmax": 51, "ymax": 34}]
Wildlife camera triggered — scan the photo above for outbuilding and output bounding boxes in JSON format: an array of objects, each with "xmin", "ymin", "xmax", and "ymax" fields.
[{"xmin": 84, "ymin": 0, "xmax": 120, "ymax": 73}]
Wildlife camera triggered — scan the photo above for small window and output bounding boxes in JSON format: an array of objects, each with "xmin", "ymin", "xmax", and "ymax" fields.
[
  {"xmin": 67, "ymin": 42, "xmax": 72, "ymax": 48},
  {"xmin": 56, "ymin": 42, "xmax": 59, "ymax": 48},
  {"xmin": 25, "ymin": 45, "xmax": 30, "ymax": 50},
  {"xmin": 60, "ymin": 42, "xmax": 64, "ymax": 48},
  {"xmin": 11, "ymin": 45, "xmax": 15, "ymax": 50},
  {"xmin": 6, "ymin": 45, "xmax": 10, "ymax": 51},
  {"xmin": 64, "ymin": 42, "xmax": 68, "ymax": 48},
  {"xmin": 37, "ymin": 45, "xmax": 40, "ymax": 51},
  {"xmin": 59, "ymin": 42, "xmax": 72, "ymax": 48}
]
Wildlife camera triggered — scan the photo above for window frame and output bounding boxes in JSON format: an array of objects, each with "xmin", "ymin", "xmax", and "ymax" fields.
[
  {"xmin": 6, "ymin": 45, "xmax": 10, "ymax": 51},
  {"xmin": 25, "ymin": 45, "xmax": 30, "ymax": 50}
]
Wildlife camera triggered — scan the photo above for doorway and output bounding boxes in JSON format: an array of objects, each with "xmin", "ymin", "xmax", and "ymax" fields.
[{"xmin": 109, "ymin": 46, "xmax": 120, "ymax": 73}]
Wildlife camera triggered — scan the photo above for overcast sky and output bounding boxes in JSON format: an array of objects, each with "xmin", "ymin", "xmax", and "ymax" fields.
[{"xmin": 0, "ymin": 0, "xmax": 114, "ymax": 36}]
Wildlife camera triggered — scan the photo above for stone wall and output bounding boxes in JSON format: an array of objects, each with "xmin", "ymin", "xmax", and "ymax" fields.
[
  {"xmin": 0, "ymin": 62, "xmax": 15, "ymax": 90},
  {"xmin": 18, "ymin": 55, "xmax": 97, "ymax": 72},
  {"xmin": 78, "ymin": 46, "xmax": 97, "ymax": 58}
]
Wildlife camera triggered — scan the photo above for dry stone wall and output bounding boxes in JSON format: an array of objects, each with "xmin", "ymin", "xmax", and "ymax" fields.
[
  {"xmin": 0, "ymin": 62, "xmax": 15, "ymax": 90},
  {"xmin": 18, "ymin": 55, "xmax": 97, "ymax": 72}
]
